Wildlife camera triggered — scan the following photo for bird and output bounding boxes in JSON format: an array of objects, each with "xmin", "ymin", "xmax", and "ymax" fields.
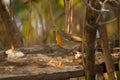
[
  {"xmin": 54, "ymin": 30, "xmax": 84, "ymax": 61},
  {"xmin": 54, "ymin": 30, "xmax": 83, "ymax": 50}
]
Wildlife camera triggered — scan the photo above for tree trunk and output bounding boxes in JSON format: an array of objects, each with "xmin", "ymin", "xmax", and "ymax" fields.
[
  {"xmin": 85, "ymin": 0, "xmax": 99, "ymax": 79},
  {"xmin": 117, "ymin": 10, "xmax": 120, "ymax": 47},
  {"xmin": 85, "ymin": 25, "xmax": 97, "ymax": 80},
  {"xmin": 98, "ymin": 25, "xmax": 116, "ymax": 80},
  {"xmin": 97, "ymin": 73, "xmax": 104, "ymax": 80},
  {"xmin": 96, "ymin": 1, "xmax": 116, "ymax": 80},
  {"xmin": 85, "ymin": 0, "xmax": 116, "ymax": 79},
  {"xmin": 0, "ymin": 0, "xmax": 23, "ymax": 47},
  {"xmin": 0, "ymin": 17, "xmax": 10, "ymax": 49}
]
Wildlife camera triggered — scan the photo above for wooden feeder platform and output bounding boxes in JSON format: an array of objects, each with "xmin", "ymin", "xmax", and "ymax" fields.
[{"xmin": 0, "ymin": 45, "xmax": 119, "ymax": 80}]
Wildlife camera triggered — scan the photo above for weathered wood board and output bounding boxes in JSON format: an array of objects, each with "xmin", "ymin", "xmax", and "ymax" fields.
[{"xmin": 0, "ymin": 45, "xmax": 119, "ymax": 80}]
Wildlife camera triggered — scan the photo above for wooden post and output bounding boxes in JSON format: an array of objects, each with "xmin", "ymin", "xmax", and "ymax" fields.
[
  {"xmin": 85, "ymin": 0, "xmax": 101, "ymax": 80},
  {"xmin": 84, "ymin": 0, "xmax": 116, "ymax": 79},
  {"xmin": 85, "ymin": 25, "xmax": 97, "ymax": 80},
  {"xmin": 96, "ymin": 1, "xmax": 116, "ymax": 79}
]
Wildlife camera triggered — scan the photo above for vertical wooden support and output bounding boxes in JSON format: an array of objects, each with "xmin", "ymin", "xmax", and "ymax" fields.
[
  {"xmin": 85, "ymin": 0, "xmax": 116, "ymax": 80},
  {"xmin": 85, "ymin": 25, "xmax": 97, "ymax": 80},
  {"xmin": 85, "ymin": 0, "xmax": 99, "ymax": 80}
]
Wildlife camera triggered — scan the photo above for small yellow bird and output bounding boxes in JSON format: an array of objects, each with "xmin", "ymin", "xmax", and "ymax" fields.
[{"xmin": 55, "ymin": 30, "xmax": 83, "ymax": 49}]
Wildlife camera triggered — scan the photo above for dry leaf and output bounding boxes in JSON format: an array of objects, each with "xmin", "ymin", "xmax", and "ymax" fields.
[{"xmin": 47, "ymin": 59, "xmax": 63, "ymax": 68}]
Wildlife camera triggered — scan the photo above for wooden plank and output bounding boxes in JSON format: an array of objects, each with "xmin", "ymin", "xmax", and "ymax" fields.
[
  {"xmin": 0, "ymin": 45, "xmax": 119, "ymax": 80},
  {"xmin": 0, "ymin": 70, "xmax": 83, "ymax": 80},
  {"xmin": 0, "ymin": 62, "xmax": 119, "ymax": 80}
]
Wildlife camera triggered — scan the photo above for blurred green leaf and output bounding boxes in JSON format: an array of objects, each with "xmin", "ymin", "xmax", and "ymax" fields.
[
  {"xmin": 13, "ymin": 0, "xmax": 28, "ymax": 15},
  {"xmin": 59, "ymin": 0, "xmax": 64, "ymax": 7},
  {"xmin": 58, "ymin": 0, "xmax": 81, "ymax": 7}
]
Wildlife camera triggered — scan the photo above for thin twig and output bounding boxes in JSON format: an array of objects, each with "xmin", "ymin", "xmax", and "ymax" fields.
[
  {"xmin": 99, "ymin": 17, "xmax": 117, "ymax": 25},
  {"xmin": 81, "ymin": 0, "xmax": 87, "ymax": 71},
  {"xmin": 96, "ymin": 0, "xmax": 109, "ymax": 23},
  {"xmin": 55, "ymin": 2, "xmax": 78, "ymax": 23},
  {"xmin": 48, "ymin": 0, "xmax": 56, "ymax": 28},
  {"xmin": 82, "ymin": 0, "xmax": 109, "ymax": 13}
]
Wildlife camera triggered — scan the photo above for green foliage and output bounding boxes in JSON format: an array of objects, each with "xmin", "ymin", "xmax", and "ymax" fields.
[
  {"xmin": 49, "ymin": 31, "xmax": 55, "ymax": 43},
  {"xmin": 11, "ymin": 0, "xmax": 84, "ymax": 45},
  {"xmin": 10, "ymin": 0, "xmax": 116, "ymax": 46},
  {"xmin": 59, "ymin": 0, "xmax": 64, "ymax": 7},
  {"xmin": 73, "ymin": 0, "xmax": 82, "ymax": 7},
  {"xmin": 58, "ymin": 0, "xmax": 82, "ymax": 7},
  {"xmin": 13, "ymin": 0, "xmax": 28, "ymax": 15},
  {"xmin": 22, "ymin": 20, "xmax": 39, "ymax": 45}
]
